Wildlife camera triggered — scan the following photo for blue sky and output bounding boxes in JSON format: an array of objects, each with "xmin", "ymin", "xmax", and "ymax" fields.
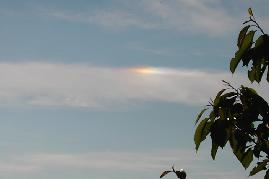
[{"xmin": 0, "ymin": 0, "xmax": 269, "ymax": 179}]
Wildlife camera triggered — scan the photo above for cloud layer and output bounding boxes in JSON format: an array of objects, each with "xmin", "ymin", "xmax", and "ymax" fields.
[{"xmin": 0, "ymin": 62, "xmax": 268, "ymax": 108}]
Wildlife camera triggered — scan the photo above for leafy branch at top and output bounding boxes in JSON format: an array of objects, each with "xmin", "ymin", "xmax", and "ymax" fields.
[
  {"xmin": 244, "ymin": 8, "xmax": 265, "ymax": 35},
  {"xmin": 194, "ymin": 8, "xmax": 269, "ymax": 178},
  {"xmin": 230, "ymin": 8, "xmax": 269, "ymax": 83}
]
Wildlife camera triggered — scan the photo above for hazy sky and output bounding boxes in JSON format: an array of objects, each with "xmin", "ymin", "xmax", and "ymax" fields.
[{"xmin": 0, "ymin": 0, "xmax": 269, "ymax": 179}]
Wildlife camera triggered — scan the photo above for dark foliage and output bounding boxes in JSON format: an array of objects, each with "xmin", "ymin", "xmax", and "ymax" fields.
[{"xmin": 194, "ymin": 9, "xmax": 269, "ymax": 178}]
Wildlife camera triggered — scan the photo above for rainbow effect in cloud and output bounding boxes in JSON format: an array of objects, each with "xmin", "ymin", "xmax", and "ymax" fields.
[{"xmin": 131, "ymin": 67, "xmax": 165, "ymax": 75}]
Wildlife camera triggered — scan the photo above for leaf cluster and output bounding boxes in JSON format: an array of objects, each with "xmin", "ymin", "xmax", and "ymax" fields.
[
  {"xmin": 194, "ymin": 9, "xmax": 269, "ymax": 178},
  {"xmin": 194, "ymin": 83, "xmax": 269, "ymax": 177},
  {"xmin": 230, "ymin": 11, "xmax": 269, "ymax": 83}
]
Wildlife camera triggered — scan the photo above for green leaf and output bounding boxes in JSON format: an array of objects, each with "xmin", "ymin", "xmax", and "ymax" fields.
[
  {"xmin": 242, "ymin": 30, "xmax": 256, "ymax": 50},
  {"xmin": 248, "ymin": 69, "xmax": 256, "ymax": 83},
  {"xmin": 255, "ymin": 34, "xmax": 269, "ymax": 48},
  {"xmin": 258, "ymin": 64, "xmax": 267, "ymax": 82},
  {"xmin": 195, "ymin": 108, "xmax": 208, "ymax": 124},
  {"xmin": 194, "ymin": 118, "xmax": 211, "ymax": 151},
  {"xmin": 210, "ymin": 120, "xmax": 228, "ymax": 148},
  {"xmin": 255, "ymin": 64, "xmax": 262, "ymax": 83},
  {"xmin": 229, "ymin": 131, "xmax": 253, "ymax": 169},
  {"xmin": 237, "ymin": 25, "xmax": 250, "ymax": 48},
  {"xmin": 230, "ymin": 57, "xmax": 241, "ymax": 73},
  {"xmin": 229, "ymin": 132, "xmax": 240, "ymax": 153},
  {"xmin": 211, "ymin": 142, "xmax": 219, "ymax": 160},
  {"xmin": 249, "ymin": 159, "xmax": 269, "ymax": 176},
  {"xmin": 234, "ymin": 146, "xmax": 253, "ymax": 169},
  {"xmin": 230, "ymin": 30, "xmax": 256, "ymax": 73},
  {"xmin": 243, "ymin": 87, "xmax": 258, "ymax": 95},
  {"xmin": 241, "ymin": 149, "xmax": 253, "ymax": 169},
  {"xmin": 214, "ymin": 89, "xmax": 226, "ymax": 106}
]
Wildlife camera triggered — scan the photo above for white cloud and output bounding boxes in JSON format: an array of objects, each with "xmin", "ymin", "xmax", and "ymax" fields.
[{"xmin": 0, "ymin": 62, "xmax": 268, "ymax": 108}]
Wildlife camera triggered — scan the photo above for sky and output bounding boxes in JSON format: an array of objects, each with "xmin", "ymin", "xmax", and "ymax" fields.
[{"xmin": 0, "ymin": 0, "xmax": 269, "ymax": 179}]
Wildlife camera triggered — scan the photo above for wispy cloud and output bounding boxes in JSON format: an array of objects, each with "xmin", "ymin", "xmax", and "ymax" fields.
[
  {"xmin": 142, "ymin": 0, "xmax": 238, "ymax": 35},
  {"xmin": 0, "ymin": 150, "xmax": 261, "ymax": 179},
  {"xmin": 0, "ymin": 150, "xmax": 199, "ymax": 173},
  {"xmin": 47, "ymin": 9, "xmax": 156, "ymax": 30},
  {"xmin": 46, "ymin": 0, "xmax": 239, "ymax": 35},
  {"xmin": 0, "ymin": 62, "xmax": 268, "ymax": 108}
]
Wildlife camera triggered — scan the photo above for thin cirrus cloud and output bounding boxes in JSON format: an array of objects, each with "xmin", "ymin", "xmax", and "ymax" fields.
[
  {"xmin": 46, "ymin": 0, "xmax": 238, "ymax": 35},
  {"xmin": 0, "ymin": 62, "xmax": 268, "ymax": 108},
  {"xmin": 0, "ymin": 150, "xmax": 256, "ymax": 179},
  {"xmin": 48, "ymin": 9, "xmax": 156, "ymax": 30},
  {"xmin": 0, "ymin": 150, "xmax": 199, "ymax": 174}
]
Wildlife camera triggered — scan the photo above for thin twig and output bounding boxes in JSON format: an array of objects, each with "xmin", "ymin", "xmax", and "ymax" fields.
[{"xmin": 249, "ymin": 17, "xmax": 265, "ymax": 35}]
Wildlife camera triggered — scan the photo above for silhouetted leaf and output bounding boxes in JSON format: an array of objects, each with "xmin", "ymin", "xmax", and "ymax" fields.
[
  {"xmin": 175, "ymin": 170, "xmax": 186, "ymax": 179},
  {"xmin": 230, "ymin": 57, "xmax": 241, "ymax": 73},
  {"xmin": 230, "ymin": 130, "xmax": 253, "ymax": 169},
  {"xmin": 230, "ymin": 30, "xmax": 256, "ymax": 73},
  {"xmin": 210, "ymin": 120, "xmax": 228, "ymax": 148},
  {"xmin": 259, "ymin": 64, "xmax": 267, "ymax": 82},
  {"xmin": 242, "ymin": 86, "xmax": 257, "ymax": 95},
  {"xmin": 241, "ymin": 149, "xmax": 253, "ymax": 169},
  {"xmin": 248, "ymin": 69, "xmax": 256, "ymax": 82},
  {"xmin": 160, "ymin": 171, "xmax": 172, "ymax": 178},
  {"xmin": 242, "ymin": 30, "xmax": 256, "ymax": 51},
  {"xmin": 194, "ymin": 118, "xmax": 212, "ymax": 151},
  {"xmin": 249, "ymin": 159, "xmax": 269, "ymax": 176},
  {"xmin": 195, "ymin": 108, "xmax": 208, "ymax": 124},
  {"xmin": 238, "ymin": 25, "xmax": 250, "ymax": 48},
  {"xmin": 229, "ymin": 132, "xmax": 239, "ymax": 152},
  {"xmin": 255, "ymin": 34, "xmax": 269, "ymax": 48},
  {"xmin": 214, "ymin": 89, "xmax": 226, "ymax": 106},
  {"xmin": 211, "ymin": 142, "xmax": 218, "ymax": 160}
]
